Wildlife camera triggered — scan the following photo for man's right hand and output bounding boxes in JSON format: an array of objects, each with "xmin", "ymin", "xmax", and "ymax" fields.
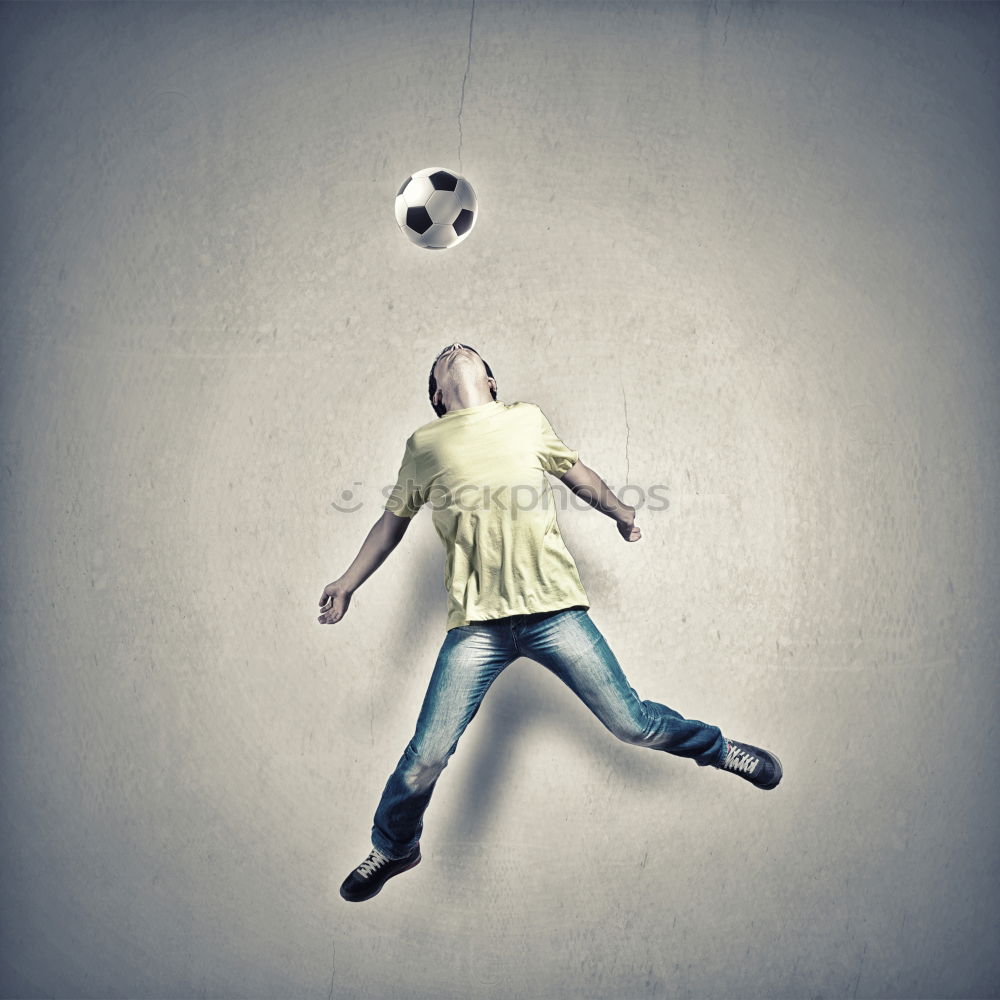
[
  {"xmin": 318, "ymin": 580, "xmax": 353, "ymax": 624},
  {"xmin": 316, "ymin": 511, "xmax": 410, "ymax": 626},
  {"xmin": 616, "ymin": 505, "xmax": 641, "ymax": 543}
]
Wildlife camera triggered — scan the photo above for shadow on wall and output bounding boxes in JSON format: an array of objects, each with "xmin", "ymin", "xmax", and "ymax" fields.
[
  {"xmin": 443, "ymin": 653, "xmax": 679, "ymax": 847},
  {"xmin": 384, "ymin": 525, "xmax": 445, "ymax": 654}
]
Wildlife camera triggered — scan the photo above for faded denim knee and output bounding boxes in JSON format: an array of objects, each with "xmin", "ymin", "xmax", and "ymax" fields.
[{"xmin": 400, "ymin": 740, "xmax": 453, "ymax": 794}]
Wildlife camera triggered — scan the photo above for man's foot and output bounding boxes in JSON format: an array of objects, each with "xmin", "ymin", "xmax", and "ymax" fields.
[
  {"xmin": 340, "ymin": 844, "xmax": 421, "ymax": 902},
  {"xmin": 716, "ymin": 738, "xmax": 782, "ymax": 789}
]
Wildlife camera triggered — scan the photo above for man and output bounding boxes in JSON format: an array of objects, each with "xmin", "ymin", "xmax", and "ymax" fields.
[{"xmin": 319, "ymin": 343, "xmax": 782, "ymax": 903}]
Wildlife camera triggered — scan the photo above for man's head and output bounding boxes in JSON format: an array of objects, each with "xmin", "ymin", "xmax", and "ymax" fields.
[{"xmin": 428, "ymin": 343, "xmax": 498, "ymax": 417}]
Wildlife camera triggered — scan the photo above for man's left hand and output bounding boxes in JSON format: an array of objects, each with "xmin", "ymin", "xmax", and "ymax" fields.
[{"xmin": 617, "ymin": 506, "xmax": 641, "ymax": 542}]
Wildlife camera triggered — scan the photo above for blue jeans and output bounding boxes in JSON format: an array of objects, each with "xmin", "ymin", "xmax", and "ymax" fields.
[{"xmin": 371, "ymin": 606, "xmax": 726, "ymax": 859}]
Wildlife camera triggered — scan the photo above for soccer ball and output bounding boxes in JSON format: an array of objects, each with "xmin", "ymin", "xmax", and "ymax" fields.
[{"xmin": 394, "ymin": 167, "xmax": 478, "ymax": 250}]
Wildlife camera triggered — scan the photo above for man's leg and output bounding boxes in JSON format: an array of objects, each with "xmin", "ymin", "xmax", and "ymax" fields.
[
  {"xmin": 370, "ymin": 622, "xmax": 517, "ymax": 859},
  {"xmin": 516, "ymin": 607, "xmax": 725, "ymax": 766}
]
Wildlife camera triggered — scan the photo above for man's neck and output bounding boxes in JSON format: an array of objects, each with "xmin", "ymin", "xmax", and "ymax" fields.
[{"xmin": 442, "ymin": 384, "xmax": 493, "ymax": 412}]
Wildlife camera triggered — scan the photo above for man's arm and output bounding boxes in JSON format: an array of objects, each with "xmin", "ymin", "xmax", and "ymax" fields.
[
  {"xmin": 318, "ymin": 509, "xmax": 413, "ymax": 624},
  {"xmin": 559, "ymin": 460, "xmax": 641, "ymax": 542}
]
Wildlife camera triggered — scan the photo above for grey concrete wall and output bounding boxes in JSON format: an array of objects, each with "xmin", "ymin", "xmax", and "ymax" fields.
[{"xmin": 2, "ymin": 2, "xmax": 998, "ymax": 997}]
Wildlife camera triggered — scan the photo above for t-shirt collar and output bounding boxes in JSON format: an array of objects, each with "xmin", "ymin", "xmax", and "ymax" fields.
[{"xmin": 440, "ymin": 400, "xmax": 501, "ymax": 418}]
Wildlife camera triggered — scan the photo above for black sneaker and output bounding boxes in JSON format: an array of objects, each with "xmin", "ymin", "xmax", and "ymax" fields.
[
  {"xmin": 339, "ymin": 844, "xmax": 421, "ymax": 902},
  {"xmin": 716, "ymin": 738, "xmax": 782, "ymax": 790}
]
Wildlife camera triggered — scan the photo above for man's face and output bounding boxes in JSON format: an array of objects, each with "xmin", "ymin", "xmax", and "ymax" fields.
[{"xmin": 432, "ymin": 343, "xmax": 487, "ymax": 388}]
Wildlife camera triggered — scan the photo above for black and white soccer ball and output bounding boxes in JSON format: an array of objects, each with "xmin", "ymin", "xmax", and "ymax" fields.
[{"xmin": 394, "ymin": 167, "xmax": 478, "ymax": 250}]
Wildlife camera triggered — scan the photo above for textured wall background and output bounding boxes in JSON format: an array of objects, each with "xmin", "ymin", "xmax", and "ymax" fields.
[{"xmin": 1, "ymin": 2, "xmax": 998, "ymax": 998}]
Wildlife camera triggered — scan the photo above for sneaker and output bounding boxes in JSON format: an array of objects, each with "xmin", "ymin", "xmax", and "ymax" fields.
[
  {"xmin": 339, "ymin": 844, "xmax": 421, "ymax": 902},
  {"xmin": 716, "ymin": 738, "xmax": 782, "ymax": 790}
]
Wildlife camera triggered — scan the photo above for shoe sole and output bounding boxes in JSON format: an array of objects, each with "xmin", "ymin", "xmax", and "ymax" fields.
[{"xmin": 339, "ymin": 853, "xmax": 421, "ymax": 902}]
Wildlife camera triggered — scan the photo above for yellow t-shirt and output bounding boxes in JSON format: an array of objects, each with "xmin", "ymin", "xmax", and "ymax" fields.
[{"xmin": 385, "ymin": 399, "xmax": 591, "ymax": 630}]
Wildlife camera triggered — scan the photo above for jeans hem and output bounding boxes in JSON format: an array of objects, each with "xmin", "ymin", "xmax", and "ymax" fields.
[
  {"xmin": 696, "ymin": 735, "xmax": 727, "ymax": 767},
  {"xmin": 371, "ymin": 830, "xmax": 416, "ymax": 861}
]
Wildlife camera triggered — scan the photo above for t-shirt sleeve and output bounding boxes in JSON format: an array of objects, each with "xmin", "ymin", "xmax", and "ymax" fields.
[
  {"xmin": 535, "ymin": 405, "xmax": 580, "ymax": 477},
  {"xmin": 384, "ymin": 438, "xmax": 424, "ymax": 518}
]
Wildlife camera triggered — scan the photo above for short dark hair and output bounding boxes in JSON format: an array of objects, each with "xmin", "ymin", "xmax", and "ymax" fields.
[{"xmin": 428, "ymin": 344, "xmax": 497, "ymax": 417}]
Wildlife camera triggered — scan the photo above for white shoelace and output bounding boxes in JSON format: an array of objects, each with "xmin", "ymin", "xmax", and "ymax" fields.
[
  {"xmin": 356, "ymin": 848, "xmax": 391, "ymax": 879},
  {"xmin": 722, "ymin": 741, "xmax": 759, "ymax": 775}
]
